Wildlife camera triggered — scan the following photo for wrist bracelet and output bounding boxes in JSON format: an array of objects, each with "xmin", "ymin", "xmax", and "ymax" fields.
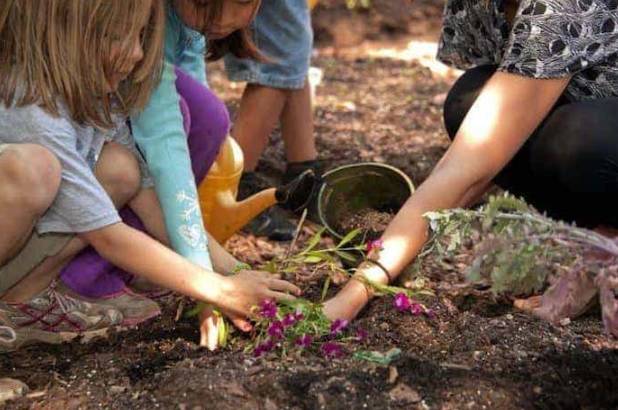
[
  {"xmin": 363, "ymin": 258, "xmax": 393, "ymax": 283},
  {"xmin": 351, "ymin": 275, "xmax": 375, "ymax": 299}
]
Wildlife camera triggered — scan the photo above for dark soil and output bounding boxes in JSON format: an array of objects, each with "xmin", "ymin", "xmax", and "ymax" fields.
[
  {"xmin": 337, "ymin": 209, "xmax": 394, "ymax": 240},
  {"xmin": 2, "ymin": 7, "xmax": 618, "ymax": 409}
]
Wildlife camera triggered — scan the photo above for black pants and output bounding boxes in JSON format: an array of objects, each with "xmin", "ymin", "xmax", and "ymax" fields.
[{"xmin": 443, "ymin": 65, "xmax": 618, "ymax": 228}]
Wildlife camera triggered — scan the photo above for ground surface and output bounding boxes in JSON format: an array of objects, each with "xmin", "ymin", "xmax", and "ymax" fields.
[{"xmin": 2, "ymin": 7, "xmax": 618, "ymax": 409}]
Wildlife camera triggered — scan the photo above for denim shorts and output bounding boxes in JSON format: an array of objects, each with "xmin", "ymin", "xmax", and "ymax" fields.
[{"xmin": 224, "ymin": 0, "xmax": 313, "ymax": 90}]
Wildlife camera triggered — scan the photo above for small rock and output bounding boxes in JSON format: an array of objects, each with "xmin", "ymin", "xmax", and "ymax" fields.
[
  {"xmin": 263, "ymin": 398, "xmax": 278, "ymax": 410},
  {"xmin": 533, "ymin": 386, "xmax": 543, "ymax": 395},
  {"xmin": 559, "ymin": 318, "xmax": 571, "ymax": 326},
  {"xmin": 387, "ymin": 366, "xmax": 399, "ymax": 384},
  {"xmin": 317, "ymin": 393, "xmax": 326, "ymax": 408},
  {"xmin": 110, "ymin": 385, "xmax": 126, "ymax": 394},
  {"xmin": 473, "ymin": 351, "xmax": 483, "ymax": 360},
  {"xmin": 0, "ymin": 378, "xmax": 29, "ymax": 403},
  {"xmin": 389, "ymin": 383, "xmax": 421, "ymax": 404},
  {"xmin": 506, "ymin": 314, "xmax": 514, "ymax": 320}
]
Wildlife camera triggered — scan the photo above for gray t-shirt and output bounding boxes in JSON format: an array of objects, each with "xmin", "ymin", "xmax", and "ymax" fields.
[{"xmin": 0, "ymin": 102, "xmax": 153, "ymax": 234}]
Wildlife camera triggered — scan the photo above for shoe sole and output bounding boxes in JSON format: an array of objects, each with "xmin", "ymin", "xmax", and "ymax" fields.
[{"xmin": 0, "ymin": 325, "xmax": 122, "ymax": 353}]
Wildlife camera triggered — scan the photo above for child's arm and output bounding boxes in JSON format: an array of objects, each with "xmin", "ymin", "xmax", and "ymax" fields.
[
  {"xmin": 79, "ymin": 222, "xmax": 300, "ymax": 316},
  {"xmin": 129, "ymin": 187, "xmax": 242, "ymax": 275},
  {"xmin": 130, "ymin": 62, "xmax": 213, "ymax": 270}
]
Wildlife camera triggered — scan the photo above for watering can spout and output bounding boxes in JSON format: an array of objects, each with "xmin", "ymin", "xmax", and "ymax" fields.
[
  {"xmin": 198, "ymin": 136, "xmax": 277, "ymax": 243},
  {"xmin": 199, "ymin": 136, "xmax": 319, "ymax": 243}
]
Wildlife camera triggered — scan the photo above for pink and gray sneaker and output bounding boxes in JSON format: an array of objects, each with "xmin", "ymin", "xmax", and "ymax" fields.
[
  {"xmin": 0, "ymin": 284, "xmax": 124, "ymax": 352},
  {"xmin": 57, "ymin": 283, "xmax": 161, "ymax": 327}
]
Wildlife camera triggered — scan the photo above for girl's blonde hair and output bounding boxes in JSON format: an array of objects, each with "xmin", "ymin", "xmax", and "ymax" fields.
[{"xmin": 0, "ymin": 0, "xmax": 165, "ymax": 128}]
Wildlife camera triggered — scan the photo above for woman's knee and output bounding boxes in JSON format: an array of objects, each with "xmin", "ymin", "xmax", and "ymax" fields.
[
  {"xmin": 443, "ymin": 65, "xmax": 497, "ymax": 140},
  {"xmin": 0, "ymin": 144, "xmax": 62, "ymax": 213},
  {"xmin": 95, "ymin": 142, "xmax": 141, "ymax": 204},
  {"xmin": 531, "ymin": 102, "xmax": 618, "ymax": 193}
]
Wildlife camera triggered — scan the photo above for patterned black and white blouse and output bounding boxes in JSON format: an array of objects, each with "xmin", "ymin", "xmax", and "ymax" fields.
[{"xmin": 438, "ymin": 0, "xmax": 618, "ymax": 101}]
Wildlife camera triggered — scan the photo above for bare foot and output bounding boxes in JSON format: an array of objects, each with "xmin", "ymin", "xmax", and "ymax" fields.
[
  {"xmin": 528, "ymin": 268, "xmax": 597, "ymax": 323},
  {"xmin": 513, "ymin": 295, "xmax": 542, "ymax": 313},
  {"xmin": 0, "ymin": 378, "xmax": 29, "ymax": 403}
]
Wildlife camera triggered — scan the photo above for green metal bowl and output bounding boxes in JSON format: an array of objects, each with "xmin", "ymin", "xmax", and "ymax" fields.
[{"xmin": 317, "ymin": 163, "xmax": 415, "ymax": 242}]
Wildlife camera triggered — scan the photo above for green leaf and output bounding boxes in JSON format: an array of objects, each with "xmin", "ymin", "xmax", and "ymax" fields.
[
  {"xmin": 335, "ymin": 250, "xmax": 359, "ymax": 263},
  {"xmin": 321, "ymin": 276, "xmax": 332, "ymax": 302},
  {"xmin": 300, "ymin": 228, "xmax": 325, "ymax": 255},
  {"xmin": 353, "ymin": 348, "xmax": 401, "ymax": 365},
  {"xmin": 304, "ymin": 255, "xmax": 324, "ymax": 264},
  {"xmin": 337, "ymin": 228, "xmax": 362, "ymax": 248}
]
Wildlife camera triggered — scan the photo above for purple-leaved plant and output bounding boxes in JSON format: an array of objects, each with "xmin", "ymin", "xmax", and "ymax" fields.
[
  {"xmin": 295, "ymin": 334, "xmax": 313, "ymax": 349},
  {"xmin": 259, "ymin": 299, "xmax": 278, "ymax": 319},
  {"xmin": 267, "ymin": 320, "xmax": 285, "ymax": 340},
  {"xmin": 393, "ymin": 293, "xmax": 411, "ymax": 312},
  {"xmin": 321, "ymin": 342, "xmax": 345, "ymax": 358},
  {"xmin": 330, "ymin": 319, "xmax": 349, "ymax": 336}
]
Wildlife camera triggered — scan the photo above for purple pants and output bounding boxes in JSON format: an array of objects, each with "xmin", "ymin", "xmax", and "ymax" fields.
[{"xmin": 60, "ymin": 68, "xmax": 229, "ymax": 298}]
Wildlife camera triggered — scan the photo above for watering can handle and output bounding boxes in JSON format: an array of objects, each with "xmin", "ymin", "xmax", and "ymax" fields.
[{"xmin": 275, "ymin": 169, "xmax": 321, "ymax": 212}]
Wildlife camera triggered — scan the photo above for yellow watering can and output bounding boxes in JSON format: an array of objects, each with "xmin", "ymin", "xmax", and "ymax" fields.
[{"xmin": 198, "ymin": 137, "xmax": 317, "ymax": 243}]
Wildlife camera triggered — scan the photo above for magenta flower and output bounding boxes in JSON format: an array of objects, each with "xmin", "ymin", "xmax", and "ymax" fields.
[
  {"xmin": 253, "ymin": 339, "xmax": 275, "ymax": 357},
  {"xmin": 330, "ymin": 319, "xmax": 349, "ymax": 336},
  {"xmin": 259, "ymin": 299, "xmax": 278, "ymax": 319},
  {"xmin": 267, "ymin": 320, "xmax": 285, "ymax": 340},
  {"xmin": 424, "ymin": 308, "xmax": 436, "ymax": 319},
  {"xmin": 282, "ymin": 313, "xmax": 297, "ymax": 328},
  {"xmin": 393, "ymin": 293, "xmax": 411, "ymax": 312},
  {"xmin": 355, "ymin": 328, "xmax": 368, "ymax": 343},
  {"xmin": 366, "ymin": 239, "xmax": 384, "ymax": 253},
  {"xmin": 321, "ymin": 342, "xmax": 344, "ymax": 358},
  {"xmin": 295, "ymin": 334, "xmax": 313, "ymax": 349},
  {"xmin": 410, "ymin": 303, "xmax": 424, "ymax": 316},
  {"xmin": 293, "ymin": 311, "xmax": 305, "ymax": 321}
]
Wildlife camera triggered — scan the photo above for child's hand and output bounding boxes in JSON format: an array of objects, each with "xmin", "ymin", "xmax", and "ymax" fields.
[
  {"xmin": 216, "ymin": 270, "xmax": 301, "ymax": 319},
  {"xmin": 199, "ymin": 305, "xmax": 253, "ymax": 351}
]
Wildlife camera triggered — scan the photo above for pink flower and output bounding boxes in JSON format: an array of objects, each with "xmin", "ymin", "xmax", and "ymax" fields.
[
  {"xmin": 410, "ymin": 303, "xmax": 424, "ymax": 316},
  {"xmin": 267, "ymin": 320, "xmax": 285, "ymax": 339},
  {"xmin": 295, "ymin": 334, "xmax": 313, "ymax": 349},
  {"xmin": 424, "ymin": 308, "xmax": 436, "ymax": 319},
  {"xmin": 355, "ymin": 328, "xmax": 368, "ymax": 343},
  {"xmin": 253, "ymin": 339, "xmax": 275, "ymax": 357},
  {"xmin": 321, "ymin": 342, "xmax": 344, "ymax": 358},
  {"xmin": 393, "ymin": 293, "xmax": 411, "ymax": 312},
  {"xmin": 366, "ymin": 239, "xmax": 384, "ymax": 253},
  {"xmin": 259, "ymin": 299, "xmax": 278, "ymax": 319},
  {"xmin": 293, "ymin": 311, "xmax": 305, "ymax": 321},
  {"xmin": 330, "ymin": 319, "xmax": 349, "ymax": 336},
  {"xmin": 282, "ymin": 313, "xmax": 297, "ymax": 328}
]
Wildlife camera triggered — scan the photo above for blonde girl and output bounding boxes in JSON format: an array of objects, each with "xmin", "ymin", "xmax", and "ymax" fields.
[{"xmin": 0, "ymin": 0, "xmax": 299, "ymax": 352}]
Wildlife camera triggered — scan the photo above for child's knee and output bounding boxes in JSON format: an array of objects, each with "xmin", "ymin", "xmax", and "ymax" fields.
[
  {"xmin": 0, "ymin": 144, "xmax": 62, "ymax": 212},
  {"xmin": 96, "ymin": 142, "xmax": 141, "ymax": 203}
]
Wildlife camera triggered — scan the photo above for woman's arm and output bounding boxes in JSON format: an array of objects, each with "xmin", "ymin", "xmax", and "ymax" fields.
[
  {"xmin": 79, "ymin": 223, "xmax": 300, "ymax": 317},
  {"xmin": 324, "ymin": 71, "xmax": 570, "ymax": 320}
]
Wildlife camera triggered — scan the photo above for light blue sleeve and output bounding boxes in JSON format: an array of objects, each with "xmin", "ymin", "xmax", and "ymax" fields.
[
  {"xmin": 130, "ymin": 62, "xmax": 213, "ymax": 271},
  {"xmin": 179, "ymin": 33, "xmax": 208, "ymax": 86}
]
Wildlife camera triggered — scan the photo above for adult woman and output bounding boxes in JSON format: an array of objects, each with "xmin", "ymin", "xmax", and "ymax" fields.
[{"xmin": 323, "ymin": 0, "xmax": 618, "ymax": 331}]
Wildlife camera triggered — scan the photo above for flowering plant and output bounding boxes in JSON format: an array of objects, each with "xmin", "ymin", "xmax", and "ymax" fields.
[{"xmin": 250, "ymin": 298, "xmax": 367, "ymax": 358}]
